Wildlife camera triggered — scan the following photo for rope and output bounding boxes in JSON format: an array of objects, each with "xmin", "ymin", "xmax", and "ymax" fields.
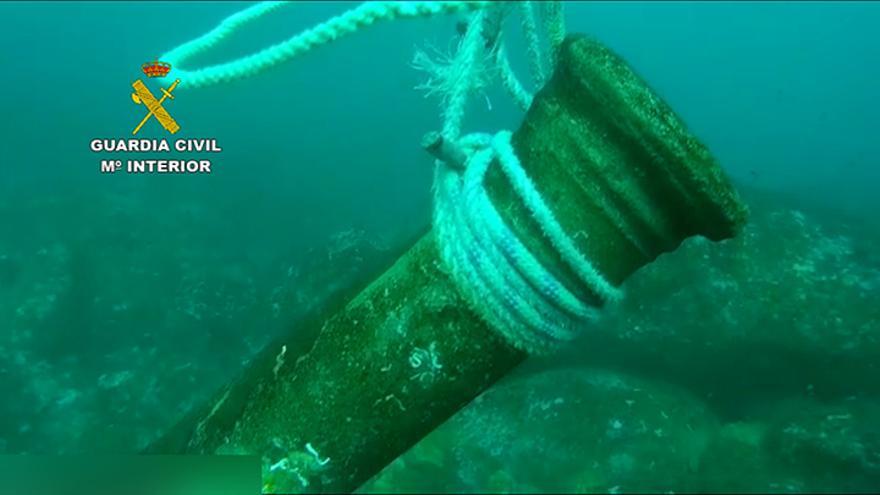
[
  {"xmin": 542, "ymin": 1, "xmax": 566, "ymax": 71},
  {"xmin": 517, "ymin": 2, "xmax": 546, "ymax": 88},
  {"xmin": 433, "ymin": 131, "xmax": 622, "ymax": 354},
  {"xmin": 161, "ymin": 1, "xmax": 492, "ymax": 90}
]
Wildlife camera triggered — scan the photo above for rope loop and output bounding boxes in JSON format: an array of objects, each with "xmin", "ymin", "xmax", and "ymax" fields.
[{"xmin": 433, "ymin": 131, "xmax": 622, "ymax": 354}]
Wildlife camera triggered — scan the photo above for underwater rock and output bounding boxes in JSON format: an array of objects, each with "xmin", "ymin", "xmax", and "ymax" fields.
[
  {"xmin": 762, "ymin": 397, "xmax": 880, "ymax": 490},
  {"xmin": 8, "ymin": 244, "xmax": 70, "ymax": 330},
  {"xmin": 363, "ymin": 367, "xmax": 719, "ymax": 494},
  {"xmin": 688, "ymin": 397, "xmax": 880, "ymax": 493},
  {"xmin": 695, "ymin": 418, "xmax": 818, "ymax": 494},
  {"xmin": 546, "ymin": 186, "xmax": 880, "ymax": 412},
  {"xmin": 365, "ymin": 366, "xmax": 880, "ymax": 493}
]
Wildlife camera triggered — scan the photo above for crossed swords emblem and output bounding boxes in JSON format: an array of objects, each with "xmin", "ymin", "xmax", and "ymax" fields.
[{"xmin": 131, "ymin": 78, "xmax": 181, "ymax": 135}]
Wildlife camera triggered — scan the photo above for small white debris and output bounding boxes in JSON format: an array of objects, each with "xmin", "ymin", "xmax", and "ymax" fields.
[
  {"xmin": 269, "ymin": 458, "xmax": 289, "ymax": 472},
  {"xmin": 305, "ymin": 442, "xmax": 330, "ymax": 466}
]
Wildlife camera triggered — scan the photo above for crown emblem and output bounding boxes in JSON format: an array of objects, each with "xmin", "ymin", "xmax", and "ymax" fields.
[{"xmin": 142, "ymin": 58, "xmax": 172, "ymax": 78}]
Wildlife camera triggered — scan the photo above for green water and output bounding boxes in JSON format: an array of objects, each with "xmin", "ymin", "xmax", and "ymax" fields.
[{"xmin": 0, "ymin": 1, "xmax": 878, "ymax": 493}]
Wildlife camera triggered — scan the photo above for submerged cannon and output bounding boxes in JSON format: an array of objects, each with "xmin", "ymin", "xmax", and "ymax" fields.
[{"xmin": 146, "ymin": 31, "xmax": 747, "ymax": 494}]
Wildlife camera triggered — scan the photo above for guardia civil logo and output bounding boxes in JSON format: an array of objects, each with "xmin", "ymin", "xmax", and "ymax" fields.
[{"xmin": 88, "ymin": 59, "xmax": 221, "ymax": 175}]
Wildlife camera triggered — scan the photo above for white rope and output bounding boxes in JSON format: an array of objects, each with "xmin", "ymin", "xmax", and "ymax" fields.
[
  {"xmin": 517, "ymin": 2, "xmax": 546, "ymax": 88},
  {"xmin": 161, "ymin": 1, "xmax": 492, "ymax": 90},
  {"xmin": 433, "ymin": 131, "xmax": 622, "ymax": 354}
]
